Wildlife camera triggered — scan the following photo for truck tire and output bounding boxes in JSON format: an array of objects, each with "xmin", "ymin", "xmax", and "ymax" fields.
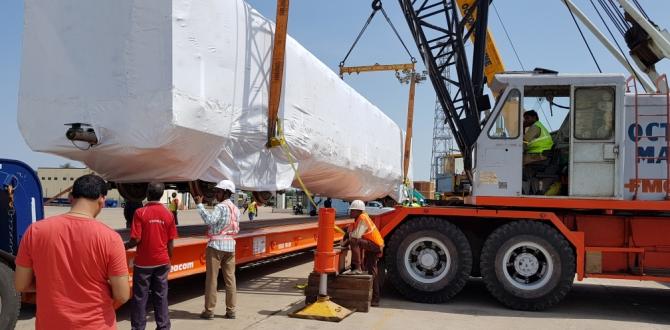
[
  {"xmin": 480, "ymin": 221, "xmax": 575, "ymax": 311},
  {"xmin": 0, "ymin": 262, "xmax": 20, "ymax": 330},
  {"xmin": 385, "ymin": 217, "xmax": 472, "ymax": 303}
]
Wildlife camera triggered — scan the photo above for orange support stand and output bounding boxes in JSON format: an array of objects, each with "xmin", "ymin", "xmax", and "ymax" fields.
[
  {"xmin": 314, "ymin": 208, "xmax": 338, "ymax": 273},
  {"xmin": 289, "ymin": 208, "xmax": 353, "ymax": 321}
]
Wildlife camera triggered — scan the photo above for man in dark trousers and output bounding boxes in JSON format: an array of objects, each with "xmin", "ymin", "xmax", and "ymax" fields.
[
  {"xmin": 168, "ymin": 192, "xmax": 180, "ymax": 225},
  {"xmin": 124, "ymin": 200, "xmax": 144, "ymax": 229},
  {"xmin": 125, "ymin": 182, "xmax": 177, "ymax": 330},
  {"xmin": 347, "ymin": 200, "xmax": 384, "ymax": 307}
]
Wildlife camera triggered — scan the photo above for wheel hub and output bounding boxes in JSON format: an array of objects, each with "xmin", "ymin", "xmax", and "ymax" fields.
[
  {"xmin": 513, "ymin": 252, "xmax": 539, "ymax": 277},
  {"xmin": 419, "ymin": 250, "xmax": 439, "ymax": 268},
  {"xmin": 501, "ymin": 241, "xmax": 554, "ymax": 291},
  {"xmin": 403, "ymin": 237, "xmax": 451, "ymax": 284}
]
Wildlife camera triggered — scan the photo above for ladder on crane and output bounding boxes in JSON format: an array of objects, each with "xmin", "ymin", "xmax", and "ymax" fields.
[{"xmin": 626, "ymin": 74, "xmax": 670, "ymax": 200}]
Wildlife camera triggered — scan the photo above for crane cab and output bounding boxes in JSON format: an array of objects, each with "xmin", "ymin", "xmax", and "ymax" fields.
[{"xmin": 471, "ymin": 72, "xmax": 668, "ymax": 201}]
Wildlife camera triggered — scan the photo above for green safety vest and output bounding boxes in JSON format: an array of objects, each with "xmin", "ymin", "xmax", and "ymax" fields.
[
  {"xmin": 248, "ymin": 202, "xmax": 257, "ymax": 214},
  {"xmin": 168, "ymin": 198, "xmax": 178, "ymax": 211},
  {"xmin": 527, "ymin": 121, "xmax": 553, "ymax": 154}
]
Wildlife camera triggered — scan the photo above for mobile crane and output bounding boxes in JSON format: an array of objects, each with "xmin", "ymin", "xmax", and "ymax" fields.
[
  {"xmin": 374, "ymin": 0, "xmax": 670, "ymax": 310},
  {"xmin": 273, "ymin": 0, "xmax": 670, "ymax": 311}
]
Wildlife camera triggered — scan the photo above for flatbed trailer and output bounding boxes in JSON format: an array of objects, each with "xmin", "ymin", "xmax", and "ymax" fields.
[{"xmin": 120, "ymin": 217, "xmax": 353, "ymax": 281}]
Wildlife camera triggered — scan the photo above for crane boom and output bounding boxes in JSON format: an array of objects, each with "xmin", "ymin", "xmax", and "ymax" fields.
[
  {"xmin": 455, "ymin": 0, "xmax": 506, "ymax": 89},
  {"xmin": 398, "ymin": 0, "xmax": 495, "ymax": 173}
]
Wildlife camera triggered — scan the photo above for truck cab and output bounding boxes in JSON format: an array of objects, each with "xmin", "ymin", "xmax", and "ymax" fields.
[{"xmin": 472, "ymin": 72, "xmax": 641, "ymax": 199}]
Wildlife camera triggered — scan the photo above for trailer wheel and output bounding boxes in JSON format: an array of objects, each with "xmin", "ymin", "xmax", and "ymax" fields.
[
  {"xmin": 385, "ymin": 217, "xmax": 472, "ymax": 303},
  {"xmin": 188, "ymin": 180, "xmax": 217, "ymax": 204},
  {"xmin": 480, "ymin": 221, "xmax": 575, "ymax": 311},
  {"xmin": 0, "ymin": 262, "xmax": 20, "ymax": 330}
]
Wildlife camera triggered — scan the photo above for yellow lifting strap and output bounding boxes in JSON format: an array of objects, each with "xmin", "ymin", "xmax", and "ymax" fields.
[{"xmin": 274, "ymin": 121, "xmax": 346, "ymax": 236}]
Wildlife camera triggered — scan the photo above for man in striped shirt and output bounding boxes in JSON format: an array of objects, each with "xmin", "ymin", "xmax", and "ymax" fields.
[{"xmin": 194, "ymin": 180, "xmax": 240, "ymax": 320}]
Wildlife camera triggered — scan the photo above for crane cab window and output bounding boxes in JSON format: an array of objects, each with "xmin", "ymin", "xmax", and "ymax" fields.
[
  {"xmin": 521, "ymin": 85, "xmax": 571, "ymax": 196},
  {"xmin": 574, "ymin": 87, "xmax": 615, "ymax": 140},
  {"xmin": 488, "ymin": 89, "xmax": 520, "ymax": 139}
]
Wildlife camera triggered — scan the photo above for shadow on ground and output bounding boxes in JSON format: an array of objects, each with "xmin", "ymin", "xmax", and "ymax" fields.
[
  {"xmin": 370, "ymin": 278, "xmax": 670, "ymax": 325},
  {"xmin": 115, "ymin": 252, "xmax": 314, "ymax": 322}
]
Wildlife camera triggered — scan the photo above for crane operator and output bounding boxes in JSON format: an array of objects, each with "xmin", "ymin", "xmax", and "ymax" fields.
[{"xmin": 523, "ymin": 110, "xmax": 553, "ymax": 166}]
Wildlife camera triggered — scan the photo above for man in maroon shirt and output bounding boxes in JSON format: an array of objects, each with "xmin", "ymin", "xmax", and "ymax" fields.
[{"xmin": 124, "ymin": 182, "xmax": 177, "ymax": 330}]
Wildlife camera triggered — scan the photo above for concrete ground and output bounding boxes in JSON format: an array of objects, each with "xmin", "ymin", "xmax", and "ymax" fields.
[{"xmin": 15, "ymin": 207, "xmax": 670, "ymax": 329}]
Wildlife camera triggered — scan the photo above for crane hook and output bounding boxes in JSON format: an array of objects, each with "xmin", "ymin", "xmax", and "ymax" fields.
[{"xmin": 372, "ymin": 0, "xmax": 382, "ymax": 11}]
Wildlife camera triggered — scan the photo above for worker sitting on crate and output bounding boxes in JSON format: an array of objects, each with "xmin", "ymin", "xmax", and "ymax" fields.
[{"xmin": 346, "ymin": 200, "xmax": 384, "ymax": 307}]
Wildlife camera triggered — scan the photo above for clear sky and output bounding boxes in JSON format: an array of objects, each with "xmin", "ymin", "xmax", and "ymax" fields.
[{"xmin": 1, "ymin": 0, "xmax": 669, "ymax": 181}]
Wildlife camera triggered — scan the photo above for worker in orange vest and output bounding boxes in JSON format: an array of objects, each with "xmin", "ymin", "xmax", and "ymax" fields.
[{"xmin": 347, "ymin": 200, "xmax": 384, "ymax": 307}]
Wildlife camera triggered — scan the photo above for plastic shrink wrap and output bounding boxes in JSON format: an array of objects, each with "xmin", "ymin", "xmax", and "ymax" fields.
[{"xmin": 18, "ymin": 0, "xmax": 408, "ymax": 201}]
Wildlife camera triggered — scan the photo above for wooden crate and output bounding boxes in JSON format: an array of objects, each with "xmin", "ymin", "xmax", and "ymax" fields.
[
  {"xmin": 419, "ymin": 190, "xmax": 435, "ymax": 199},
  {"xmin": 304, "ymin": 272, "xmax": 372, "ymax": 312},
  {"xmin": 413, "ymin": 181, "xmax": 435, "ymax": 193}
]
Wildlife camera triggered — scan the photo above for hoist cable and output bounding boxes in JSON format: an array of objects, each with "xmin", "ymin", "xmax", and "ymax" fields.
[
  {"xmin": 492, "ymin": 4, "xmax": 525, "ymax": 70},
  {"xmin": 379, "ymin": 6, "xmax": 415, "ymax": 62},
  {"xmin": 589, "ymin": 0, "xmax": 647, "ymax": 87},
  {"xmin": 598, "ymin": 0, "xmax": 627, "ymax": 36},
  {"xmin": 563, "ymin": 0, "xmax": 603, "ymax": 73},
  {"xmin": 631, "ymin": 0, "xmax": 650, "ymax": 21},
  {"xmin": 340, "ymin": 10, "xmax": 377, "ymax": 66},
  {"xmin": 340, "ymin": 0, "xmax": 416, "ymax": 67}
]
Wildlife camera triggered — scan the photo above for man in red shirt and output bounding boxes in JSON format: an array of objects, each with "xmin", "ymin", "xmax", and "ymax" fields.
[
  {"xmin": 14, "ymin": 174, "xmax": 130, "ymax": 330},
  {"xmin": 124, "ymin": 182, "xmax": 177, "ymax": 330}
]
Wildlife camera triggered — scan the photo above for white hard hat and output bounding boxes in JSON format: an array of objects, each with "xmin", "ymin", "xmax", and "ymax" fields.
[
  {"xmin": 349, "ymin": 200, "xmax": 365, "ymax": 211},
  {"xmin": 215, "ymin": 180, "xmax": 235, "ymax": 192}
]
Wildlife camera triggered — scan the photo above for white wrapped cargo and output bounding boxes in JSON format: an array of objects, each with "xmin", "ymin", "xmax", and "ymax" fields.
[{"xmin": 18, "ymin": 0, "xmax": 407, "ymax": 201}]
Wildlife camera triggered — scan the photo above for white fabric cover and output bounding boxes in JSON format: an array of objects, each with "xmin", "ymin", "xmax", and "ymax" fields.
[{"xmin": 18, "ymin": 0, "xmax": 407, "ymax": 201}]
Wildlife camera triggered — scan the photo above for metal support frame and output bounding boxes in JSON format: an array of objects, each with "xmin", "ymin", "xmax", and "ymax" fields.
[
  {"xmin": 340, "ymin": 62, "xmax": 424, "ymax": 184},
  {"xmin": 398, "ymin": 0, "xmax": 489, "ymax": 173},
  {"xmin": 339, "ymin": 63, "xmax": 415, "ymax": 77},
  {"xmin": 430, "ymin": 56, "xmax": 455, "ymax": 184}
]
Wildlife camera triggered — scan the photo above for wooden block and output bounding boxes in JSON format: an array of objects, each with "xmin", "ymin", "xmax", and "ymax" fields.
[
  {"xmin": 307, "ymin": 273, "xmax": 372, "ymax": 290},
  {"xmin": 307, "ymin": 280, "xmax": 372, "ymax": 291},
  {"xmin": 304, "ymin": 272, "xmax": 373, "ymax": 313},
  {"xmin": 305, "ymin": 288, "xmax": 370, "ymax": 300},
  {"xmin": 336, "ymin": 247, "xmax": 351, "ymax": 273}
]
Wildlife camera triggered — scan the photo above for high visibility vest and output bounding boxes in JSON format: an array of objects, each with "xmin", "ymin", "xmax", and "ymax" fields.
[
  {"xmin": 208, "ymin": 200, "xmax": 240, "ymax": 242},
  {"xmin": 527, "ymin": 121, "xmax": 553, "ymax": 154},
  {"xmin": 248, "ymin": 202, "xmax": 257, "ymax": 214},
  {"xmin": 355, "ymin": 213, "xmax": 384, "ymax": 248},
  {"xmin": 168, "ymin": 198, "xmax": 178, "ymax": 212}
]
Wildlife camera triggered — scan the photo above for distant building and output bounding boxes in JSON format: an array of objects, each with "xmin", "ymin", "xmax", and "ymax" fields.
[{"xmin": 37, "ymin": 167, "xmax": 121, "ymax": 201}]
